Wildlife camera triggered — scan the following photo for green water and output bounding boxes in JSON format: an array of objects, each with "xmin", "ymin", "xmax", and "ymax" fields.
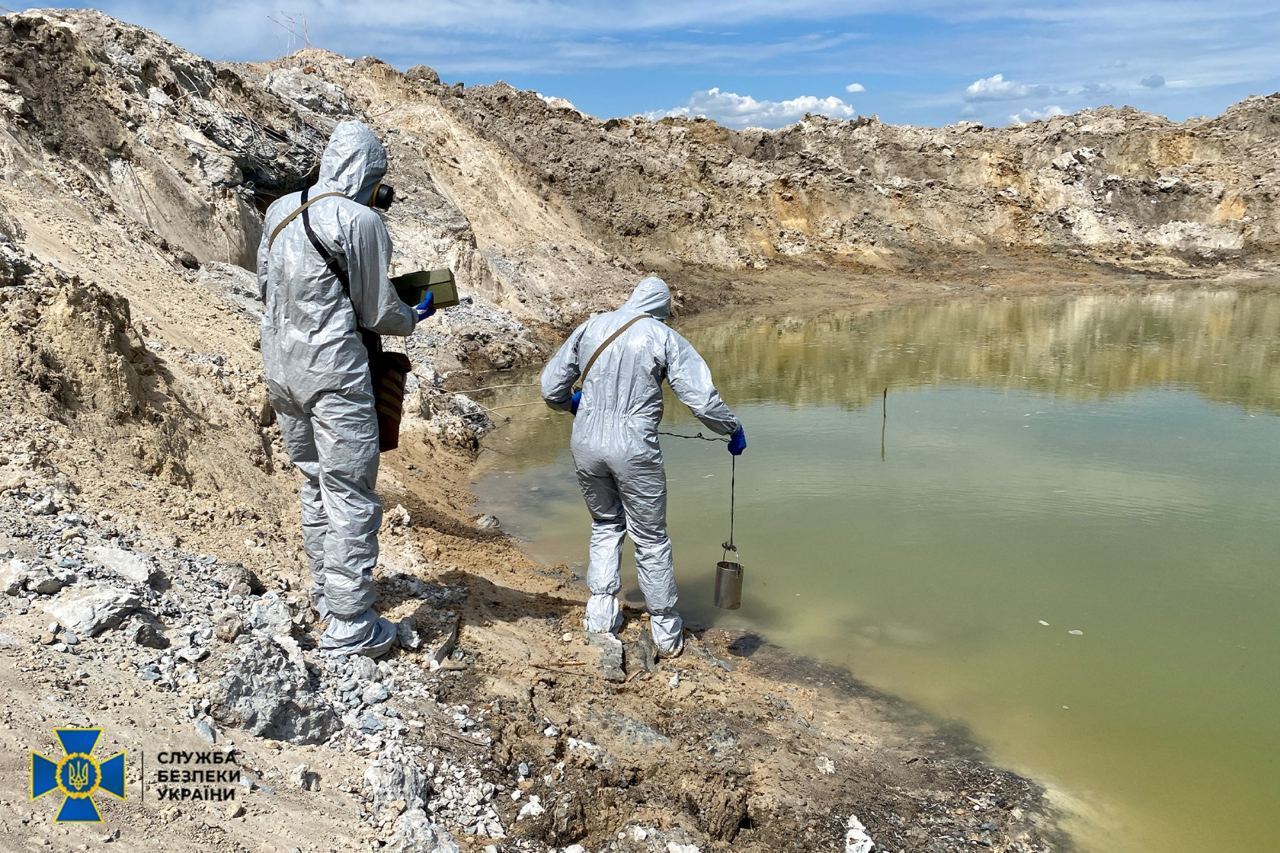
[{"xmin": 471, "ymin": 291, "xmax": 1280, "ymax": 851}]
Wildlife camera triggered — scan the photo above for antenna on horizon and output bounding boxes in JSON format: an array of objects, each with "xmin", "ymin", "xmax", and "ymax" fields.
[{"xmin": 268, "ymin": 11, "xmax": 312, "ymax": 52}]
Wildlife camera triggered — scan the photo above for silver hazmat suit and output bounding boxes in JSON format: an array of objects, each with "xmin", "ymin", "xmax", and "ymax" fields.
[
  {"xmin": 540, "ymin": 277, "xmax": 740, "ymax": 653},
  {"xmin": 257, "ymin": 120, "xmax": 415, "ymax": 657}
]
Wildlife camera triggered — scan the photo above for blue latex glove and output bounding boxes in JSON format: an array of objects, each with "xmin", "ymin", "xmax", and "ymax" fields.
[
  {"xmin": 414, "ymin": 292, "xmax": 435, "ymax": 322},
  {"xmin": 570, "ymin": 389, "xmax": 582, "ymax": 415},
  {"xmin": 727, "ymin": 426, "xmax": 747, "ymax": 456}
]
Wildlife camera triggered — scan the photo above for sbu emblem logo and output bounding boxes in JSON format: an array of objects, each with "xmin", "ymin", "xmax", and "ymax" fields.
[{"xmin": 31, "ymin": 728, "xmax": 126, "ymax": 822}]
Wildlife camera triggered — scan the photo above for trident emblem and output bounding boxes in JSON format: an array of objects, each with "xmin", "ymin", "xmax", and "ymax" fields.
[
  {"xmin": 31, "ymin": 728, "xmax": 126, "ymax": 822},
  {"xmin": 67, "ymin": 759, "xmax": 91, "ymax": 791}
]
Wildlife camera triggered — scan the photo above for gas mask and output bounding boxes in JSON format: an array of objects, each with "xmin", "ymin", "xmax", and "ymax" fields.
[{"xmin": 368, "ymin": 181, "xmax": 395, "ymax": 211}]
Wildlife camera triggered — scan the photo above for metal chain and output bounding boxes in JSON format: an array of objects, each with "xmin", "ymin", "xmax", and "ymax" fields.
[
  {"xmin": 722, "ymin": 454, "xmax": 737, "ymax": 557},
  {"xmin": 656, "ymin": 430, "xmax": 728, "ymax": 443}
]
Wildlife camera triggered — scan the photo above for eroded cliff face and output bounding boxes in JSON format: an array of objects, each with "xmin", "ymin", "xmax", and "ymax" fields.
[
  {"xmin": 446, "ymin": 83, "xmax": 1280, "ymax": 275},
  {"xmin": 0, "ymin": 10, "xmax": 642, "ymax": 337}
]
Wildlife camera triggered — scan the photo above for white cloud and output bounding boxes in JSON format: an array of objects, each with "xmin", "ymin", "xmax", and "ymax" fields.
[
  {"xmin": 964, "ymin": 73, "xmax": 1056, "ymax": 102},
  {"xmin": 1078, "ymin": 82, "xmax": 1116, "ymax": 96},
  {"xmin": 645, "ymin": 87, "xmax": 856, "ymax": 129},
  {"xmin": 1008, "ymin": 105, "xmax": 1066, "ymax": 125},
  {"xmin": 845, "ymin": 82, "xmax": 866, "ymax": 93},
  {"xmin": 535, "ymin": 92, "xmax": 582, "ymax": 112},
  {"xmin": 1140, "ymin": 74, "xmax": 1166, "ymax": 89}
]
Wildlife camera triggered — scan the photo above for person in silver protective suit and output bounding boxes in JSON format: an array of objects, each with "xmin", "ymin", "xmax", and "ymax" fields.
[
  {"xmin": 541, "ymin": 276, "xmax": 747, "ymax": 656},
  {"xmin": 257, "ymin": 120, "xmax": 433, "ymax": 658}
]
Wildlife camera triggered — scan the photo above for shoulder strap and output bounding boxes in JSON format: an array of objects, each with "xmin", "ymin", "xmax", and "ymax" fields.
[
  {"xmin": 267, "ymin": 190, "xmax": 346, "ymax": 250},
  {"xmin": 577, "ymin": 314, "xmax": 649, "ymax": 389},
  {"xmin": 296, "ymin": 187, "xmax": 382, "ymax": 355},
  {"xmin": 297, "ymin": 186, "xmax": 350, "ymax": 294}
]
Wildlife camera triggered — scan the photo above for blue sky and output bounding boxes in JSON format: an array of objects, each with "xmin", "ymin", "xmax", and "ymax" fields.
[{"xmin": 24, "ymin": 1, "xmax": 1280, "ymax": 128}]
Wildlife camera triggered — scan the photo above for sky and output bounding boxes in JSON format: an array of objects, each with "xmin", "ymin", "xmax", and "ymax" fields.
[{"xmin": 20, "ymin": 1, "xmax": 1280, "ymax": 128}]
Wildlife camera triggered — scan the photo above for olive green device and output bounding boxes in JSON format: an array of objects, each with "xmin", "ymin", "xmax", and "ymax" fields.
[{"xmin": 391, "ymin": 269, "xmax": 459, "ymax": 309}]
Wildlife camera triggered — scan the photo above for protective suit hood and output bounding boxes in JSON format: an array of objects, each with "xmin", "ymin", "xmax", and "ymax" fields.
[
  {"xmin": 622, "ymin": 276, "xmax": 671, "ymax": 320},
  {"xmin": 318, "ymin": 120, "xmax": 388, "ymax": 205}
]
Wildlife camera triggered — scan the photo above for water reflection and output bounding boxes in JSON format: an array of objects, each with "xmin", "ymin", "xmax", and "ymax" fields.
[{"xmin": 700, "ymin": 291, "xmax": 1280, "ymax": 411}]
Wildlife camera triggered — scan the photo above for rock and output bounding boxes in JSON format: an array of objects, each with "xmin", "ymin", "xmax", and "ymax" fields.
[
  {"xmin": 388, "ymin": 503, "xmax": 411, "ymax": 528},
  {"xmin": 225, "ymin": 802, "xmax": 245, "ymax": 819},
  {"xmin": 264, "ymin": 66, "xmax": 351, "ymax": 115},
  {"xmin": 193, "ymin": 718, "xmax": 217, "ymax": 744},
  {"xmin": 578, "ymin": 707, "xmax": 670, "ymax": 749},
  {"xmin": 358, "ymin": 712, "xmax": 385, "ymax": 733},
  {"xmin": 816, "ymin": 755, "xmax": 835, "ymax": 775},
  {"xmin": 176, "ymin": 645, "xmax": 208, "ymax": 663},
  {"xmin": 396, "ymin": 618, "xmax": 421, "ymax": 651},
  {"xmin": 207, "ymin": 635, "xmax": 339, "ymax": 744},
  {"xmin": 349, "ymin": 654, "xmax": 378, "ymax": 681},
  {"xmin": 2, "ymin": 559, "xmax": 28, "ymax": 595},
  {"xmin": 39, "ymin": 631, "xmax": 56, "ymax": 646},
  {"xmin": 4, "ymin": 559, "xmax": 72, "ymax": 596},
  {"xmin": 688, "ymin": 642, "xmax": 735, "ymax": 672},
  {"xmin": 567, "ymin": 737, "xmax": 613, "ymax": 770},
  {"xmin": 405, "ymin": 65, "xmax": 441, "ymax": 86},
  {"xmin": 517, "ymin": 794, "xmax": 545, "ymax": 820},
  {"xmin": 246, "ymin": 591, "xmax": 293, "ymax": 635},
  {"xmin": 40, "ymin": 587, "xmax": 141, "ymax": 636},
  {"xmin": 628, "ymin": 631, "xmax": 658, "ymax": 675},
  {"xmin": 362, "ymin": 682, "xmax": 390, "ymax": 705},
  {"xmin": 364, "ymin": 747, "xmax": 429, "ymax": 813},
  {"xmin": 473, "ymin": 514, "xmax": 501, "ymax": 531},
  {"xmin": 216, "ymin": 564, "xmax": 263, "ymax": 598},
  {"xmin": 845, "ymin": 815, "xmax": 874, "ymax": 853},
  {"xmin": 91, "ymin": 545, "xmax": 159, "ymax": 586},
  {"xmin": 551, "ymin": 797, "xmax": 586, "ymax": 842},
  {"xmin": 586, "ymin": 632, "xmax": 625, "ymax": 682},
  {"xmin": 383, "ymin": 808, "xmax": 460, "ymax": 853},
  {"xmin": 62, "ymin": 632, "xmax": 79, "ymax": 646},
  {"xmin": 123, "ymin": 613, "xmax": 169, "ymax": 649},
  {"xmin": 423, "ymin": 611, "xmax": 459, "ymax": 669},
  {"xmin": 290, "ymin": 764, "xmax": 319, "ymax": 791},
  {"xmin": 214, "ymin": 610, "xmax": 244, "ymax": 643},
  {"xmin": 30, "ymin": 570, "xmax": 70, "ymax": 596}
]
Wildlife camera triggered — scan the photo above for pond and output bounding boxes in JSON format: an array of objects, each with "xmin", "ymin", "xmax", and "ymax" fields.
[{"xmin": 470, "ymin": 290, "xmax": 1280, "ymax": 852}]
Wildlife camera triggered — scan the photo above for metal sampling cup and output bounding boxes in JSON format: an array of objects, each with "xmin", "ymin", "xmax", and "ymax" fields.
[{"xmin": 714, "ymin": 545, "xmax": 743, "ymax": 610}]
